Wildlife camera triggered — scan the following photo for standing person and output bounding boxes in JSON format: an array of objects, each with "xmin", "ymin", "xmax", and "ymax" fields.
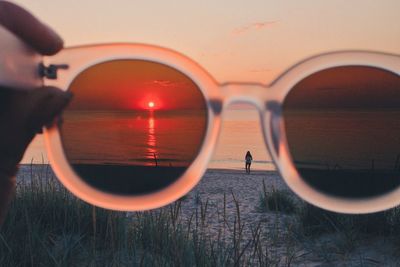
[{"xmin": 245, "ymin": 151, "xmax": 253, "ymax": 174}]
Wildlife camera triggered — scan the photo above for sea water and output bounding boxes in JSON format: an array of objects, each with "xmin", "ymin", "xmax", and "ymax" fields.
[{"xmin": 22, "ymin": 109, "xmax": 275, "ymax": 171}]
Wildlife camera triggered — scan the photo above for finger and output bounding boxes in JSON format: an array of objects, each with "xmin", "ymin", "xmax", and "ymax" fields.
[
  {"xmin": 0, "ymin": 1, "xmax": 63, "ymax": 55},
  {"xmin": 27, "ymin": 87, "xmax": 72, "ymax": 133},
  {"xmin": 0, "ymin": 86, "xmax": 71, "ymax": 168}
]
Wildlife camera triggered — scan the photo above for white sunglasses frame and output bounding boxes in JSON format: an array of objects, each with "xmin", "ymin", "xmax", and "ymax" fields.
[{"xmin": 41, "ymin": 44, "xmax": 400, "ymax": 214}]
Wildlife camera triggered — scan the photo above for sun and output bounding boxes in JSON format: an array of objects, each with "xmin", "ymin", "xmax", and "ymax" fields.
[{"xmin": 148, "ymin": 101, "xmax": 155, "ymax": 109}]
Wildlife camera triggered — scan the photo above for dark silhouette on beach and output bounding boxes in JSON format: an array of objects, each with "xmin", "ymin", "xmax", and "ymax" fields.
[{"xmin": 245, "ymin": 151, "xmax": 253, "ymax": 174}]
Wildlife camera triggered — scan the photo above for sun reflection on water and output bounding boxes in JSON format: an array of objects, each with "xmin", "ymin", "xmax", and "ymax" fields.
[{"xmin": 146, "ymin": 111, "xmax": 158, "ymax": 165}]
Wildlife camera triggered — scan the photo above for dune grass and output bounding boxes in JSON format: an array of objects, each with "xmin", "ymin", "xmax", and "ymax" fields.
[
  {"xmin": 296, "ymin": 201, "xmax": 400, "ymax": 237},
  {"xmin": 0, "ymin": 166, "xmax": 281, "ymax": 266},
  {"xmin": 0, "ymin": 170, "xmax": 130, "ymax": 266},
  {"xmin": 257, "ymin": 180, "xmax": 297, "ymax": 214},
  {"xmin": 1, "ymin": 173, "xmax": 235, "ymax": 266},
  {"xmin": 255, "ymin": 181, "xmax": 400, "ymax": 264},
  {"xmin": 3, "ymin": 166, "xmax": 400, "ymax": 266}
]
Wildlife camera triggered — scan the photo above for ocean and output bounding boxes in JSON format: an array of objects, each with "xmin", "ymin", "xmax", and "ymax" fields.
[
  {"xmin": 22, "ymin": 108, "xmax": 400, "ymax": 173},
  {"xmin": 22, "ymin": 108, "xmax": 275, "ymax": 171},
  {"xmin": 284, "ymin": 109, "xmax": 400, "ymax": 170}
]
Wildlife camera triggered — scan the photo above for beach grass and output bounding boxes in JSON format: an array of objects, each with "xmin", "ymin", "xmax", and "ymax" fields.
[
  {"xmin": 296, "ymin": 201, "xmax": 400, "ymax": 237},
  {"xmin": 257, "ymin": 180, "xmax": 297, "ymax": 213},
  {"xmin": 0, "ymin": 166, "xmax": 281, "ymax": 266},
  {"xmin": 2, "ymin": 166, "xmax": 400, "ymax": 266}
]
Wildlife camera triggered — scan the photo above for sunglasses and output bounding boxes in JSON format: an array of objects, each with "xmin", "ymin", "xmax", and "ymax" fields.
[{"xmin": 2, "ymin": 26, "xmax": 400, "ymax": 214}]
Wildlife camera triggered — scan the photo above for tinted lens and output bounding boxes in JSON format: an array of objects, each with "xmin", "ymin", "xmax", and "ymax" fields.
[
  {"xmin": 60, "ymin": 60, "xmax": 207, "ymax": 195},
  {"xmin": 283, "ymin": 66, "xmax": 400, "ymax": 198}
]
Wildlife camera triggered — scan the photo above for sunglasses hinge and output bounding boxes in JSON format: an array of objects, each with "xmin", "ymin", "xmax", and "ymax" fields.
[
  {"xmin": 265, "ymin": 101, "xmax": 282, "ymax": 115},
  {"xmin": 39, "ymin": 63, "xmax": 69, "ymax": 79}
]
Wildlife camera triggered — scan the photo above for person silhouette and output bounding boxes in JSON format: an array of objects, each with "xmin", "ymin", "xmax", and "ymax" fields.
[{"xmin": 245, "ymin": 151, "xmax": 253, "ymax": 174}]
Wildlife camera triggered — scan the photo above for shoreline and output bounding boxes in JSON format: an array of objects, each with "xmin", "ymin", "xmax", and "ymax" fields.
[
  {"xmin": 17, "ymin": 164, "xmax": 278, "ymax": 174},
  {"xmin": 206, "ymin": 167, "xmax": 278, "ymax": 175}
]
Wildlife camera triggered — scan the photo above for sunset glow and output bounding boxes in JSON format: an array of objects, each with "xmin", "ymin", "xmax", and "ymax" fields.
[
  {"xmin": 62, "ymin": 58, "xmax": 208, "ymax": 170},
  {"xmin": 67, "ymin": 60, "xmax": 206, "ymax": 111},
  {"xmin": 14, "ymin": 0, "xmax": 399, "ymax": 85},
  {"xmin": 19, "ymin": 0, "xmax": 399, "ymax": 167}
]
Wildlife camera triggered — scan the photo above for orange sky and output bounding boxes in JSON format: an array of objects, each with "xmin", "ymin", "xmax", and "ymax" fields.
[
  {"xmin": 284, "ymin": 66, "xmax": 400, "ymax": 109},
  {"xmin": 68, "ymin": 60, "xmax": 205, "ymax": 110},
  {"xmin": 14, "ymin": 0, "xmax": 400, "ymax": 84},
  {"xmin": 16, "ymin": 0, "xmax": 400, "ymax": 163}
]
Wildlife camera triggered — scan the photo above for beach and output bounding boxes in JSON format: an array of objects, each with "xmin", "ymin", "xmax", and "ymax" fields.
[{"xmin": 15, "ymin": 164, "xmax": 400, "ymax": 266}]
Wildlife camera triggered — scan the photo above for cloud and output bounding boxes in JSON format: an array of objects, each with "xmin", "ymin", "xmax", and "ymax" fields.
[
  {"xmin": 232, "ymin": 21, "xmax": 277, "ymax": 36},
  {"xmin": 149, "ymin": 80, "xmax": 190, "ymax": 88},
  {"xmin": 152, "ymin": 80, "xmax": 175, "ymax": 87}
]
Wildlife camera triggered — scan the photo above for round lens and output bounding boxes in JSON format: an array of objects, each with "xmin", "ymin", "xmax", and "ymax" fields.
[
  {"xmin": 283, "ymin": 66, "xmax": 400, "ymax": 198},
  {"xmin": 60, "ymin": 60, "xmax": 208, "ymax": 195}
]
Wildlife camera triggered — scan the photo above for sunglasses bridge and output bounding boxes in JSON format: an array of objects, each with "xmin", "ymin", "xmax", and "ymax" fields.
[
  {"xmin": 209, "ymin": 82, "xmax": 279, "ymax": 115},
  {"xmin": 209, "ymin": 81, "xmax": 282, "ymax": 159}
]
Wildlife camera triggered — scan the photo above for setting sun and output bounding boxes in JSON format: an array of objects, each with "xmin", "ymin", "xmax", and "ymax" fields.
[{"xmin": 148, "ymin": 101, "xmax": 155, "ymax": 109}]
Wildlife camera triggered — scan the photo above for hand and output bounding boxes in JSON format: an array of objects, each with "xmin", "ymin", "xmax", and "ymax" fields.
[{"xmin": 0, "ymin": 1, "xmax": 72, "ymax": 224}]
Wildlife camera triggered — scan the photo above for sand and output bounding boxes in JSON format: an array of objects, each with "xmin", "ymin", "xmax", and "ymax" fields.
[
  {"xmin": 178, "ymin": 169, "xmax": 292, "ymax": 239},
  {"xmin": 16, "ymin": 165, "xmax": 400, "ymax": 266}
]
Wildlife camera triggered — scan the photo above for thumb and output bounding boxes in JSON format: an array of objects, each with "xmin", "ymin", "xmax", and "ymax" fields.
[
  {"xmin": 0, "ymin": 86, "xmax": 71, "ymax": 176},
  {"xmin": 27, "ymin": 86, "xmax": 72, "ymax": 134}
]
